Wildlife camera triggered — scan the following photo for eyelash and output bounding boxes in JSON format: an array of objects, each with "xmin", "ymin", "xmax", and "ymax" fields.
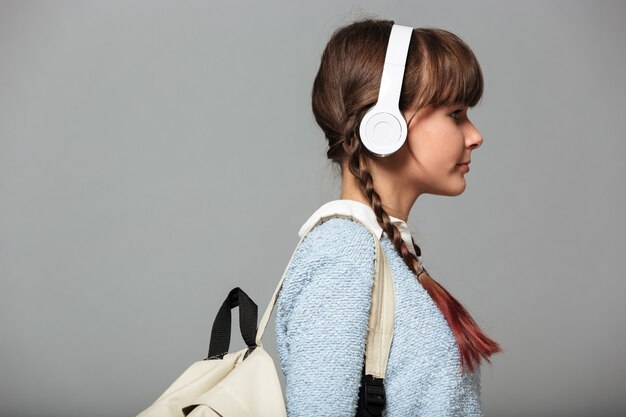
[{"xmin": 451, "ymin": 108, "xmax": 464, "ymax": 120}]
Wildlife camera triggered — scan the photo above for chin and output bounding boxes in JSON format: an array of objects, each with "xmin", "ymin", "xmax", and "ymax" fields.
[
  {"xmin": 425, "ymin": 175, "xmax": 467, "ymax": 197},
  {"xmin": 447, "ymin": 179, "xmax": 467, "ymax": 196}
]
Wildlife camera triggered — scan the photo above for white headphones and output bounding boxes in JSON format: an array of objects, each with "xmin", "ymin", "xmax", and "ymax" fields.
[{"xmin": 359, "ymin": 24, "xmax": 414, "ymax": 157}]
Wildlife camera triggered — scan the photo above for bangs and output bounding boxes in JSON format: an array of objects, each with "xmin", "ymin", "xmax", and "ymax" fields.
[{"xmin": 406, "ymin": 28, "xmax": 484, "ymax": 110}]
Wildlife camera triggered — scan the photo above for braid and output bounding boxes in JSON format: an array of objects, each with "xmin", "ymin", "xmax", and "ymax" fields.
[
  {"xmin": 344, "ymin": 123, "xmax": 501, "ymax": 373},
  {"xmin": 344, "ymin": 133, "xmax": 425, "ymax": 278}
]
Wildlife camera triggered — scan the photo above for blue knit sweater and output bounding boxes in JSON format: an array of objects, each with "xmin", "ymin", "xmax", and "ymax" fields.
[{"xmin": 274, "ymin": 216, "xmax": 483, "ymax": 417}]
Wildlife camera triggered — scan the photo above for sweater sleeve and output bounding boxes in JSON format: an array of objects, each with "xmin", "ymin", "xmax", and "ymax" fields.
[{"xmin": 274, "ymin": 218, "xmax": 376, "ymax": 417}]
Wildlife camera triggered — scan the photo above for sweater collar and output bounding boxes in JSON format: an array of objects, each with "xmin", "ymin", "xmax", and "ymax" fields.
[{"xmin": 298, "ymin": 199, "xmax": 418, "ymax": 258}]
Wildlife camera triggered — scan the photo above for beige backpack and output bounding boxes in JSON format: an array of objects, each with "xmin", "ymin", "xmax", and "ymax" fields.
[{"xmin": 136, "ymin": 212, "xmax": 395, "ymax": 417}]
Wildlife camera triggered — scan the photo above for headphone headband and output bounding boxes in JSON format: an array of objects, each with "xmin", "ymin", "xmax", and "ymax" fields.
[{"xmin": 359, "ymin": 24, "xmax": 413, "ymax": 157}]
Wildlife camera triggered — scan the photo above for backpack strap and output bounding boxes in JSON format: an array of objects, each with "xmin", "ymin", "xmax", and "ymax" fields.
[
  {"xmin": 207, "ymin": 287, "xmax": 258, "ymax": 360},
  {"xmin": 255, "ymin": 212, "xmax": 395, "ymax": 381}
]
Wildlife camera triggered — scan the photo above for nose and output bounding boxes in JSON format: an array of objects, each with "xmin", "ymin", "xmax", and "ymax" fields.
[{"xmin": 466, "ymin": 123, "xmax": 483, "ymax": 149}]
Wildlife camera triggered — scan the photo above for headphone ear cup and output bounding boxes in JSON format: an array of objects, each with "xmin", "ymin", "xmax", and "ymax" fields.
[{"xmin": 359, "ymin": 105, "xmax": 408, "ymax": 157}]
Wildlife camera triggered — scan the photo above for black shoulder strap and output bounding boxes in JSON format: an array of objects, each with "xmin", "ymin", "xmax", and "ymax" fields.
[{"xmin": 356, "ymin": 358, "xmax": 386, "ymax": 416}]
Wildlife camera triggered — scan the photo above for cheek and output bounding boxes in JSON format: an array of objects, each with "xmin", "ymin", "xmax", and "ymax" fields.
[{"xmin": 409, "ymin": 135, "xmax": 454, "ymax": 171}]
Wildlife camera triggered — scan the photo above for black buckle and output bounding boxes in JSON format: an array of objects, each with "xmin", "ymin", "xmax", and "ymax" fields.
[{"xmin": 361, "ymin": 374, "xmax": 386, "ymax": 416}]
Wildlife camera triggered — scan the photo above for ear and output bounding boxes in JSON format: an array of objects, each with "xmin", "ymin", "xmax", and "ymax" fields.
[{"xmin": 402, "ymin": 108, "xmax": 416, "ymax": 124}]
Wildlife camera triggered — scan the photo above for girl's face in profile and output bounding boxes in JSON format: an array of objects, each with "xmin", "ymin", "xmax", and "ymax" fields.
[{"xmin": 399, "ymin": 104, "xmax": 483, "ymax": 197}]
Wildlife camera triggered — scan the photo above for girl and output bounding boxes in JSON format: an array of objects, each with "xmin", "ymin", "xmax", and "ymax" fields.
[{"xmin": 274, "ymin": 18, "xmax": 502, "ymax": 417}]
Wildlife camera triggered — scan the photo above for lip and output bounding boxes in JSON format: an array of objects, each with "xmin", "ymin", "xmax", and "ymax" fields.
[{"xmin": 456, "ymin": 163, "xmax": 470, "ymax": 172}]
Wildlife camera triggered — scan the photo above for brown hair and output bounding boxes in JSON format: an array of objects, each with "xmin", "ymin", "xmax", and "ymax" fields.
[{"xmin": 311, "ymin": 18, "xmax": 502, "ymax": 373}]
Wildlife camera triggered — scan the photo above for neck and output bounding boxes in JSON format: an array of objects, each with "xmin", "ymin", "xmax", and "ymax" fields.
[{"xmin": 340, "ymin": 160, "xmax": 419, "ymax": 222}]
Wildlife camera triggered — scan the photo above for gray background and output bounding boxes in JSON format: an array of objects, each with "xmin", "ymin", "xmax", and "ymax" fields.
[{"xmin": 1, "ymin": 1, "xmax": 624, "ymax": 416}]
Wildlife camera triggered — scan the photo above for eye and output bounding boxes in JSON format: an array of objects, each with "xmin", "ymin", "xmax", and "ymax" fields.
[{"xmin": 450, "ymin": 108, "xmax": 464, "ymax": 121}]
